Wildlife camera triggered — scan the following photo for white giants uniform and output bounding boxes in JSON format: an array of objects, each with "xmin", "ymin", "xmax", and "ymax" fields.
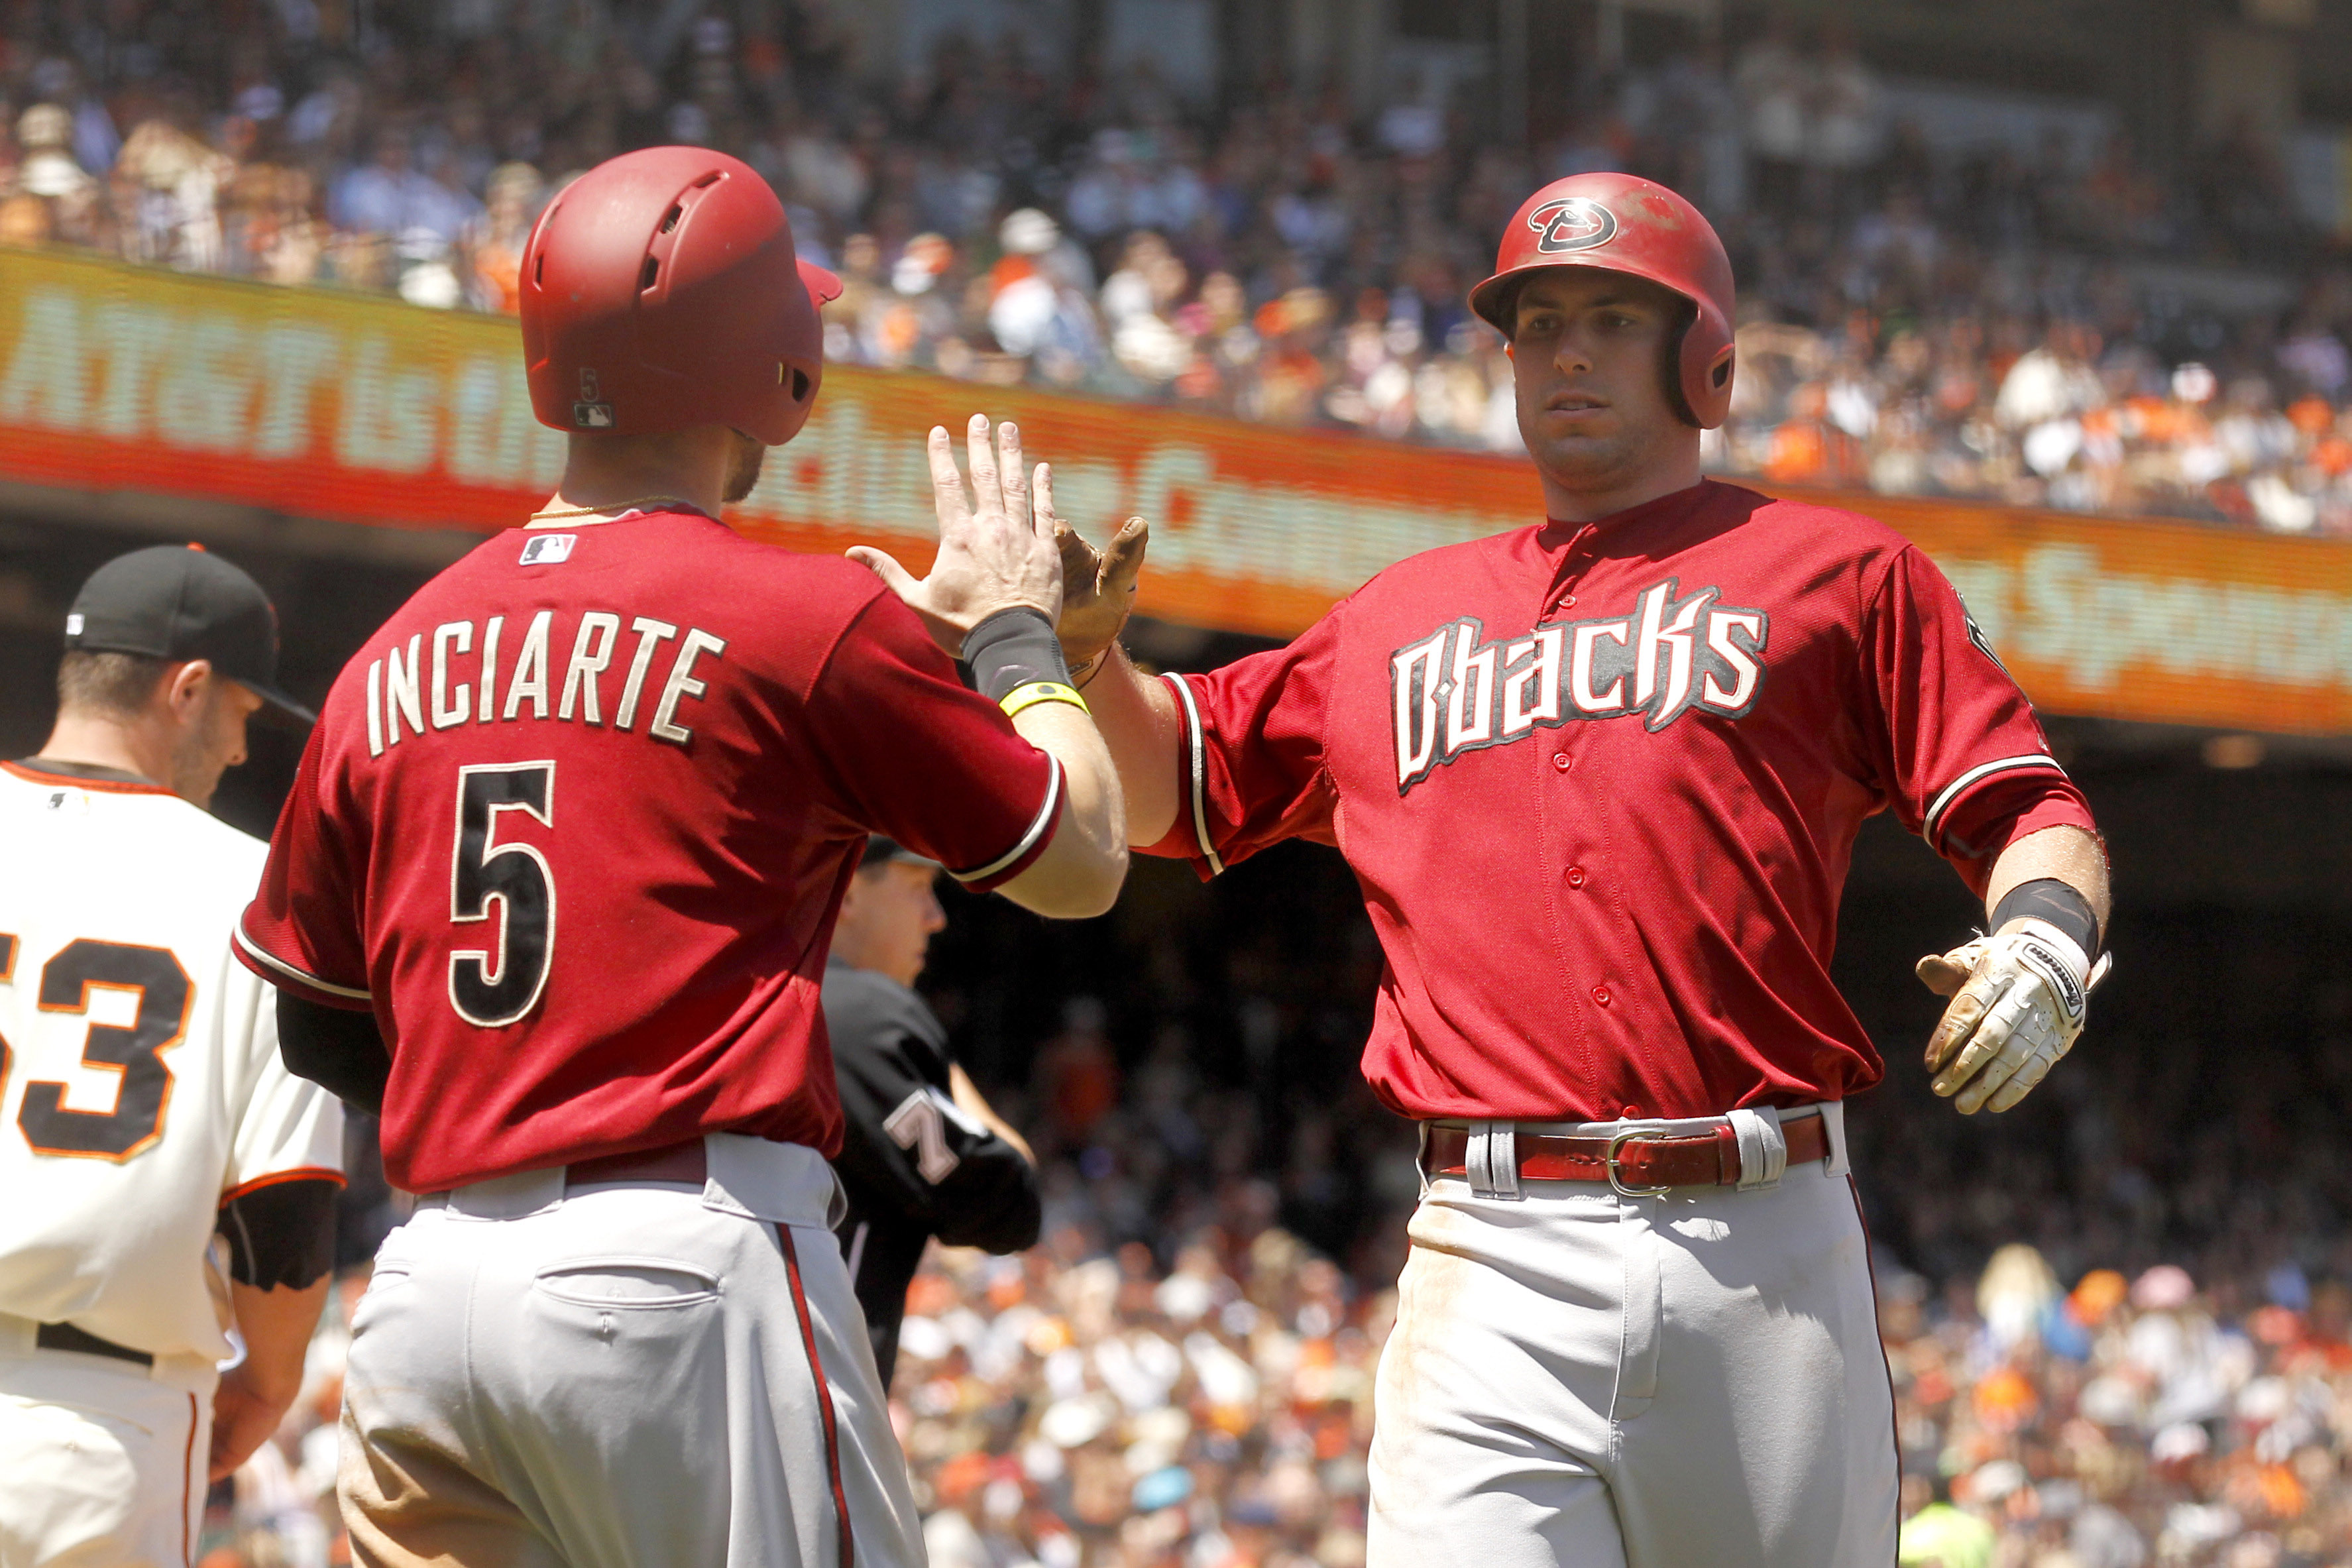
[{"xmin": 0, "ymin": 761, "xmax": 344, "ymax": 1567}]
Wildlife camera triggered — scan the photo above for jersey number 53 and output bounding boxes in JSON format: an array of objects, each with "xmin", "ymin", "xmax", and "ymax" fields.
[{"xmin": 0, "ymin": 932, "xmax": 192, "ymax": 1160}]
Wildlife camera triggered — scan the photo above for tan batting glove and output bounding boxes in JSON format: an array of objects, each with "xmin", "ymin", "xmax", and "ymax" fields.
[
  {"xmin": 1915, "ymin": 919, "xmax": 2112, "ymax": 1115},
  {"xmin": 1053, "ymin": 517, "xmax": 1148, "ymax": 680}
]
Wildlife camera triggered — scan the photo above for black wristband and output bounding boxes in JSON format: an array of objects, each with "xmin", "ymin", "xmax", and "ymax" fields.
[
  {"xmin": 1991, "ymin": 877, "xmax": 2100, "ymax": 956},
  {"xmin": 960, "ymin": 608, "xmax": 1070, "ymax": 703}
]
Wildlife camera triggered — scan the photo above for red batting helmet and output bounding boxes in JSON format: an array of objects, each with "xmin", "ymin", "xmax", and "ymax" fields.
[
  {"xmin": 1468, "ymin": 172, "xmax": 1736, "ymax": 429},
  {"xmin": 520, "ymin": 146, "xmax": 843, "ymax": 446}
]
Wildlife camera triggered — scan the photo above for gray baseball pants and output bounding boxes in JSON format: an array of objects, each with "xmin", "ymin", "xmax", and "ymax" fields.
[
  {"xmin": 1367, "ymin": 1104, "xmax": 1899, "ymax": 1568},
  {"xmin": 337, "ymin": 1134, "xmax": 923, "ymax": 1568}
]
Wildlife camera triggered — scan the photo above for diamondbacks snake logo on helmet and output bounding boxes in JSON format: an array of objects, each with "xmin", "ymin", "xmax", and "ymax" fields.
[{"xmin": 1527, "ymin": 196, "xmax": 1620, "ymax": 254}]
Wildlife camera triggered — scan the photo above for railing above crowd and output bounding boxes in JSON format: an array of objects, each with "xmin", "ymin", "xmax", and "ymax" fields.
[{"xmin": 1, "ymin": 1, "xmax": 2350, "ymax": 538}]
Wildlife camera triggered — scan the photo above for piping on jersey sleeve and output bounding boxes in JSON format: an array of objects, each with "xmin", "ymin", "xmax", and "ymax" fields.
[
  {"xmin": 1159, "ymin": 672, "xmax": 1225, "ymax": 877},
  {"xmin": 1922, "ymin": 754, "xmax": 2066, "ymax": 850},
  {"xmin": 232, "ymin": 924, "xmax": 372, "ymax": 1004},
  {"xmin": 947, "ymin": 753, "xmax": 1064, "ymax": 885},
  {"xmin": 220, "ymin": 1166, "xmax": 349, "ymax": 1201}
]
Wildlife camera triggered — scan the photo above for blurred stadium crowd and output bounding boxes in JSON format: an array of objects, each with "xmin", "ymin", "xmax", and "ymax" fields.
[{"xmin": 2, "ymin": 1, "xmax": 2351, "ymax": 530}]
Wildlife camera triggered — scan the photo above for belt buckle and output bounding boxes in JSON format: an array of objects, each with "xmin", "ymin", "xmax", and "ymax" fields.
[{"xmin": 1604, "ymin": 1127, "xmax": 1673, "ymax": 1199}]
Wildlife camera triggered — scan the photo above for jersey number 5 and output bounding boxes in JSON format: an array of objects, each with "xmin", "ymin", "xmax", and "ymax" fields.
[
  {"xmin": 449, "ymin": 762, "xmax": 556, "ymax": 1029},
  {"xmin": 0, "ymin": 933, "xmax": 192, "ymax": 1160}
]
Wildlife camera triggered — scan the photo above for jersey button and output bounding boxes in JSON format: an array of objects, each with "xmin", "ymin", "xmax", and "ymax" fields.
[
  {"xmin": 1562, "ymin": 594, "xmax": 1578, "ymax": 608},
  {"xmin": 1622, "ymin": 1103, "xmax": 1642, "ymax": 1119},
  {"xmin": 1592, "ymin": 984, "xmax": 1611, "ymax": 1006},
  {"xmin": 1567, "ymin": 866, "xmax": 1586, "ymax": 887},
  {"xmin": 1551, "ymin": 752, "xmax": 1572, "ymax": 772}
]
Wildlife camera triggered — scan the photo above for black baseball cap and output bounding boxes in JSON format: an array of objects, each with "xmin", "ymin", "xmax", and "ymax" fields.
[
  {"xmin": 860, "ymin": 836, "xmax": 940, "ymax": 870},
  {"xmin": 64, "ymin": 545, "xmax": 314, "ymax": 723}
]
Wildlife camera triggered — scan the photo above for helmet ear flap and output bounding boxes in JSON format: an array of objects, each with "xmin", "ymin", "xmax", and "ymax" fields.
[
  {"xmin": 1693, "ymin": 340, "xmax": 1736, "ymax": 428},
  {"xmin": 1661, "ymin": 302, "xmax": 1702, "ymax": 427}
]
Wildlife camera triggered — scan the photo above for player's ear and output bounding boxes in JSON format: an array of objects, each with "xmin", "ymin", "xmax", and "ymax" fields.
[{"xmin": 164, "ymin": 658, "xmax": 213, "ymax": 720}]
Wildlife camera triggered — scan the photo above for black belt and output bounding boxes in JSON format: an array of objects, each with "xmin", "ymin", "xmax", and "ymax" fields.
[{"xmin": 36, "ymin": 1321, "xmax": 154, "ymax": 1368}]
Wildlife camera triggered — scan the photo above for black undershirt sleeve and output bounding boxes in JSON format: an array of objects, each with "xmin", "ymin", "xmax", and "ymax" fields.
[
  {"xmin": 276, "ymin": 990, "xmax": 391, "ymax": 1116},
  {"xmin": 218, "ymin": 1179, "xmax": 339, "ymax": 1290}
]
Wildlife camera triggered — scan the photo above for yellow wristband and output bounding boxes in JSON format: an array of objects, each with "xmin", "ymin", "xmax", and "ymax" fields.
[{"xmin": 1000, "ymin": 681, "xmax": 1090, "ymax": 719}]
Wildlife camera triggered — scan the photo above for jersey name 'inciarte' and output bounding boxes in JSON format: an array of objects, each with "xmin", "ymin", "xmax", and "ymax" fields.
[
  {"xmin": 1391, "ymin": 577, "xmax": 1770, "ymax": 791},
  {"xmin": 360, "ymin": 608, "xmax": 726, "ymax": 757}
]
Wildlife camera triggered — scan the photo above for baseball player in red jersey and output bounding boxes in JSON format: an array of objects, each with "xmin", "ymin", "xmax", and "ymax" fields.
[
  {"xmin": 989, "ymin": 173, "xmax": 2115, "ymax": 1567},
  {"xmin": 235, "ymin": 146, "xmax": 1127, "ymax": 1567}
]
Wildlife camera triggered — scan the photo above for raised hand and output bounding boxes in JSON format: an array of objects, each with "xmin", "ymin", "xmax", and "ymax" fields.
[
  {"xmin": 848, "ymin": 415, "xmax": 1063, "ymax": 655},
  {"xmin": 1053, "ymin": 514, "xmax": 1149, "ymax": 676}
]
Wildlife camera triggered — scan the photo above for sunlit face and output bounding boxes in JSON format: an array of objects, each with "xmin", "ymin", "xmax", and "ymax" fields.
[
  {"xmin": 170, "ymin": 671, "xmax": 264, "ymax": 810},
  {"xmin": 834, "ymin": 860, "xmax": 947, "ymax": 987},
  {"xmin": 1510, "ymin": 268, "xmax": 1693, "ymax": 499}
]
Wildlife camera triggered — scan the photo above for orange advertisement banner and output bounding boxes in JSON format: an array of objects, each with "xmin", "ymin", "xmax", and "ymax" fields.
[{"xmin": 0, "ymin": 248, "xmax": 2346, "ymax": 734}]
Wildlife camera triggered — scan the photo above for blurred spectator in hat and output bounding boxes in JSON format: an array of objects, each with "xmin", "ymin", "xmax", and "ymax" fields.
[
  {"xmin": 16, "ymin": 103, "xmax": 98, "ymax": 245},
  {"xmin": 866, "ymin": 231, "xmax": 959, "ymax": 368},
  {"xmin": 987, "ymin": 208, "xmax": 1102, "ymax": 381},
  {"xmin": 111, "ymin": 109, "xmax": 233, "ymax": 272},
  {"xmin": 465, "ymin": 161, "xmax": 543, "ymax": 314}
]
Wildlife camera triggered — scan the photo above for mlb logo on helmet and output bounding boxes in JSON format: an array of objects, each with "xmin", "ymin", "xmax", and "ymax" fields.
[{"xmin": 1527, "ymin": 196, "xmax": 1619, "ymax": 255}]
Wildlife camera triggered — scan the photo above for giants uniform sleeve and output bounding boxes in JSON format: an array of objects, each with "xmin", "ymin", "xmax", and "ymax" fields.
[
  {"xmin": 220, "ymin": 955, "xmax": 345, "ymax": 1198},
  {"xmin": 1143, "ymin": 605, "xmax": 1343, "ymax": 877},
  {"xmin": 1864, "ymin": 545, "xmax": 2097, "ymax": 894},
  {"xmin": 823, "ymin": 972, "xmax": 1040, "ymax": 1255},
  {"xmin": 236, "ymin": 717, "xmax": 373, "ymax": 1011},
  {"xmin": 804, "ymin": 593, "xmax": 1062, "ymax": 892}
]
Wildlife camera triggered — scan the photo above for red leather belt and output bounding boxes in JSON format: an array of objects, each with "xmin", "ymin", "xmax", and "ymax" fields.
[
  {"xmin": 564, "ymin": 1138, "xmax": 709, "ymax": 1192},
  {"xmin": 1424, "ymin": 1114, "xmax": 1830, "ymax": 1194}
]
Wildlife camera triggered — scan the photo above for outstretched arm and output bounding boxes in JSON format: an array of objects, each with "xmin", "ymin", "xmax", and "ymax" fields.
[
  {"xmin": 849, "ymin": 416, "xmax": 1127, "ymax": 919},
  {"xmin": 1054, "ymin": 523, "xmax": 1182, "ymax": 848},
  {"xmin": 1917, "ymin": 824, "xmax": 2113, "ymax": 1115},
  {"xmin": 1982, "ymin": 824, "xmax": 2109, "ymax": 935},
  {"xmin": 1070, "ymin": 645, "xmax": 1181, "ymax": 848}
]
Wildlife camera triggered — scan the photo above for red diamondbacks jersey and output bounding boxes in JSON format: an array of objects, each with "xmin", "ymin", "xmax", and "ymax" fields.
[
  {"xmin": 238, "ymin": 508, "xmax": 1061, "ymax": 1193},
  {"xmin": 1147, "ymin": 479, "xmax": 2096, "ymax": 1124}
]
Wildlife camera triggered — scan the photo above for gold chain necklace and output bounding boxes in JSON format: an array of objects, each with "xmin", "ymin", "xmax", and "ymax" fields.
[{"xmin": 527, "ymin": 494, "xmax": 695, "ymax": 525}]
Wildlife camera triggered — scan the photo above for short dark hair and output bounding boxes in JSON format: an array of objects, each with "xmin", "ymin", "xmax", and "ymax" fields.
[{"xmin": 56, "ymin": 649, "xmax": 172, "ymax": 718}]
